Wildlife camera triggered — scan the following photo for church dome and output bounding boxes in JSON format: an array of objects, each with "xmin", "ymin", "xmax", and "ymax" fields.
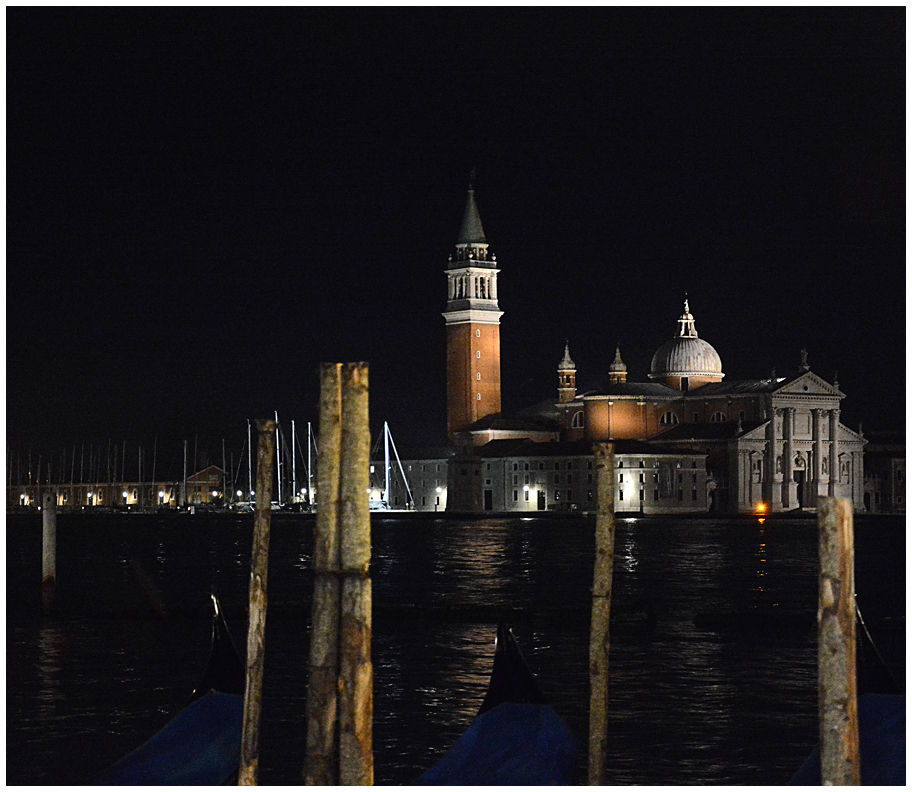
[{"xmin": 649, "ymin": 299, "xmax": 723, "ymax": 385}]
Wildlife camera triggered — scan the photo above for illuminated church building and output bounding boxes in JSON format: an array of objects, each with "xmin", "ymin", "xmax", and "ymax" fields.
[{"xmin": 430, "ymin": 182, "xmax": 867, "ymax": 515}]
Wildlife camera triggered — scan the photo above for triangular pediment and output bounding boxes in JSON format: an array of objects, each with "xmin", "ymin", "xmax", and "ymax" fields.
[
  {"xmin": 773, "ymin": 371, "xmax": 844, "ymax": 398},
  {"xmin": 737, "ymin": 423, "xmax": 769, "ymax": 441}
]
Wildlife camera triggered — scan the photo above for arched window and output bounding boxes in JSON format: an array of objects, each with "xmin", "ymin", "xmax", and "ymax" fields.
[
  {"xmin": 710, "ymin": 411, "xmax": 726, "ymax": 422},
  {"xmin": 660, "ymin": 412, "xmax": 679, "ymax": 426},
  {"xmin": 571, "ymin": 411, "xmax": 584, "ymax": 428}
]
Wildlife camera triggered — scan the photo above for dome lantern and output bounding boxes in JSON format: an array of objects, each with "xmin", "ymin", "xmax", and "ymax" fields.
[{"xmin": 649, "ymin": 297, "xmax": 723, "ymax": 391}]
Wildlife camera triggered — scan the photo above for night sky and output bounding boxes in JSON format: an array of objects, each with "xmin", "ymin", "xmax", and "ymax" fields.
[{"xmin": 6, "ymin": 8, "xmax": 905, "ymax": 477}]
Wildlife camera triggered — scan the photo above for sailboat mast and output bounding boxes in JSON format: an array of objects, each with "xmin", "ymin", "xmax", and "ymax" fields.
[
  {"xmin": 182, "ymin": 439, "xmax": 188, "ymax": 507},
  {"xmin": 292, "ymin": 420, "xmax": 297, "ymax": 503},
  {"xmin": 384, "ymin": 421, "xmax": 390, "ymax": 503},
  {"xmin": 307, "ymin": 422, "xmax": 313, "ymax": 504},
  {"xmin": 275, "ymin": 411, "xmax": 283, "ymax": 505},
  {"xmin": 247, "ymin": 420, "xmax": 253, "ymax": 502}
]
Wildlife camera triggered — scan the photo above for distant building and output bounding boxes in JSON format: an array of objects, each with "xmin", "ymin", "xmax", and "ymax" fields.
[
  {"xmin": 862, "ymin": 431, "xmax": 905, "ymax": 514},
  {"xmin": 10, "ymin": 480, "xmax": 180, "ymax": 510},
  {"xmin": 8, "ymin": 465, "xmax": 227, "ymax": 511},
  {"xmin": 434, "ymin": 181, "xmax": 867, "ymax": 514}
]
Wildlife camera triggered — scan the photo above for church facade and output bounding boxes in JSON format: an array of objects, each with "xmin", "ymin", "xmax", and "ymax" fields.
[{"xmin": 434, "ymin": 181, "xmax": 866, "ymax": 515}]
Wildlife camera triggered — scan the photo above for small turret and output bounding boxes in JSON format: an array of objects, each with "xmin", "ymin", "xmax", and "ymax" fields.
[
  {"xmin": 557, "ymin": 342, "xmax": 577, "ymax": 403},
  {"xmin": 608, "ymin": 344, "xmax": 627, "ymax": 385}
]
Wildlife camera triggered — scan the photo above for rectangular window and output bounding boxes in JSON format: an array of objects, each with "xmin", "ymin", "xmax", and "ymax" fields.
[
  {"xmin": 692, "ymin": 489, "xmax": 698, "ymax": 500},
  {"xmin": 554, "ymin": 490, "xmax": 560, "ymax": 501},
  {"xmin": 525, "ymin": 490, "xmax": 529, "ymax": 501},
  {"xmin": 678, "ymin": 490, "xmax": 684, "ymax": 501},
  {"xmin": 619, "ymin": 473, "xmax": 624, "ymax": 483},
  {"xmin": 513, "ymin": 490, "xmax": 518, "ymax": 502},
  {"xmin": 653, "ymin": 489, "xmax": 659, "ymax": 501},
  {"xmin": 639, "ymin": 473, "xmax": 645, "ymax": 483},
  {"xmin": 639, "ymin": 489, "xmax": 645, "ymax": 501},
  {"xmin": 618, "ymin": 489, "xmax": 624, "ymax": 500},
  {"xmin": 587, "ymin": 490, "xmax": 593, "ymax": 501}
]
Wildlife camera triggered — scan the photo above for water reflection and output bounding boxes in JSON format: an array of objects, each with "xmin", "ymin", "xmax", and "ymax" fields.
[
  {"xmin": 5, "ymin": 514, "xmax": 905, "ymax": 786},
  {"xmin": 37, "ymin": 624, "xmax": 66, "ymax": 718}
]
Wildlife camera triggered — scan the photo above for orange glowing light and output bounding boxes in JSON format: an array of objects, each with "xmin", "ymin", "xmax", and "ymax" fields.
[{"xmin": 756, "ymin": 502, "xmax": 767, "ymax": 514}]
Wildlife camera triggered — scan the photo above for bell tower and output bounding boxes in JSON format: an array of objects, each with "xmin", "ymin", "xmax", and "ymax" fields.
[{"xmin": 443, "ymin": 175, "xmax": 502, "ymax": 440}]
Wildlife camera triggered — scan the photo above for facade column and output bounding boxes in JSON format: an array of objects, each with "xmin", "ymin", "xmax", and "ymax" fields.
[
  {"xmin": 744, "ymin": 450, "xmax": 753, "ymax": 510},
  {"xmin": 763, "ymin": 407, "xmax": 777, "ymax": 509},
  {"xmin": 828, "ymin": 409, "xmax": 840, "ymax": 496},
  {"xmin": 782, "ymin": 407, "xmax": 795, "ymax": 509},
  {"xmin": 812, "ymin": 409, "xmax": 824, "ymax": 506}
]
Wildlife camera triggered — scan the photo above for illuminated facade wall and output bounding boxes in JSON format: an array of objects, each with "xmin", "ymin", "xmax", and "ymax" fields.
[
  {"xmin": 446, "ymin": 448, "xmax": 709, "ymax": 514},
  {"xmin": 9, "ymin": 481, "xmax": 180, "ymax": 510},
  {"xmin": 445, "ymin": 320, "xmax": 501, "ymax": 438}
]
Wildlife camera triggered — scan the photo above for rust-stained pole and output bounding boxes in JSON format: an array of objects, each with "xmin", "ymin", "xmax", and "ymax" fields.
[
  {"xmin": 338, "ymin": 362, "xmax": 373, "ymax": 786},
  {"xmin": 588, "ymin": 442, "xmax": 615, "ymax": 785},
  {"xmin": 817, "ymin": 498, "xmax": 860, "ymax": 785},
  {"xmin": 304, "ymin": 364, "xmax": 344, "ymax": 785},
  {"xmin": 238, "ymin": 419, "xmax": 276, "ymax": 786},
  {"xmin": 42, "ymin": 492, "xmax": 57, "ymax": 614}
]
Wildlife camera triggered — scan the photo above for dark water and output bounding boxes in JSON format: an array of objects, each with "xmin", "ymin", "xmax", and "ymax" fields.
[{"xmin": 6, "ymin": 512, "xmax": 905, "ymax": 785}]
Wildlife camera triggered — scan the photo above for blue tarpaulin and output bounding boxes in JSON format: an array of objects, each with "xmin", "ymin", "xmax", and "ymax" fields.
[
  {"xmin": 419, "ymin": 701, "xmax": 577, "ymax": 785},
  {"xmin": 789, "ymin": 694, "xmax": 905, "ymax": 785},
  {"xmin": 95, "ymin": 691, "xmax": 244, "ymax": 785}
]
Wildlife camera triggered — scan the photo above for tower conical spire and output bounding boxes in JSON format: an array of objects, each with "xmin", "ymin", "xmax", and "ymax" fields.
[
  {"xmin": 609, "ymin": 343, "xmax": 627, "ymax": 384},
  {"xmin": 557, "ymin": 341, "xmax": 577, "ymax": 403},
  {"xmin": 456, "ymin": 171, "xmax": 486, "ymax": 246}
]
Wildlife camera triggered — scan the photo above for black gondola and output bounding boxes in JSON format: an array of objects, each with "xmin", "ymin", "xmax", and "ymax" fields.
[
  {"xmin": 420, "ymin": 625, "xmax": 577, "ymax": 785},
  {"xmin": 95, "ymin": 594, "xmax": 246, "ymax": 785}
]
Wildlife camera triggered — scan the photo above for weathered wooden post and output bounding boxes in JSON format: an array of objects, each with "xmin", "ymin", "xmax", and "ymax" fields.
[
  {"xmin": 338, "ymin": 362, "xmax": 373, "ymax": 786},
  {"xmin": 42, "ymin": 492, "xmax": 57, "ymax": 614},
  {"xmin": 588, "ymin": 442, "xmax": 615, "ymax": 786},
  {"xmin": 817, "ymin": 498, "xmax": 860, "ymax": 785},
  {"xmin": 238, "ymin": 419, "xmax": 276, "ymax": 786},
  {"xmin": 303, "ymin": 362, "xmax": 373, "ymax": 786},
  {"xmin": 304, "ymin": 364, "xmax": 344, "ymax": 785}
]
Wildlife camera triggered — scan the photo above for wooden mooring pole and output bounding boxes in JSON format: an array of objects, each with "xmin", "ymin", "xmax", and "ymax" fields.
[
  {"xmin": 817, "ymin": 498, "xmax": 860, "ymax": 786},
  {"xmin": 304, "ymin": 364, "xmax": 344, "ymax": 785},
  {"xmin": 238, "ymin": 419, "xmax": 276, "ymax": 786},
  {"xmin": 588, "ymin": 442, "xmax": 615, "ymax": 786},
  {"xmin": 303, "ymin": 362, "xmax": 373, "ymax": 786},
  {"xmin": 338, "ymin": 362, "xmax": 373, "ymax": 785},
  {"xmin": 42, "ymin": 492, "xmax": 57, "ymax": 614}
]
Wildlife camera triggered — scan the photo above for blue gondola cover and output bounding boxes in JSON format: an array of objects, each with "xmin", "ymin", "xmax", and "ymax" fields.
[
  {"xmin": 789, "ymin": 694, "xmax": 905, "ymax": 786},
  {"xmin": 95, "ymin": 691, "xmax": 244, "ymax": 785},
  {"xmin": 419, "ymin": 701, "xmax": 577, "ymax": 785}
]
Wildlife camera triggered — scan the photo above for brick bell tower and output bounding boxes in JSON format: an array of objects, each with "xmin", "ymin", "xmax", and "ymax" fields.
[{"xmin": 443, "ymin": 174, "xmax": 503, "ymax": 441}]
